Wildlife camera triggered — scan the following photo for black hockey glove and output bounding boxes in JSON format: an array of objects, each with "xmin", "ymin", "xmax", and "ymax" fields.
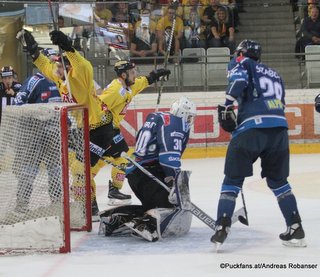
[
  {"xmin": 49, "ymin": 30, "xmax": 74, "ymax": 52},
  {"xmin": 218, "ymin": 104, "xmax": 237, "ymax": 132},
  {"xmin": 0, "ymin": 82, "xmax": 5, "ymax": 94},
  {"xmin": 147, "ymin": 68, "xmax": 171, "ymax": 85},
  {"xmin": 315, "ymin": 94, "xmax": 320, "ymax": 113},
  {"xmin": 16, "ymin": 29, "xmax": 39, "ymax": 59}
]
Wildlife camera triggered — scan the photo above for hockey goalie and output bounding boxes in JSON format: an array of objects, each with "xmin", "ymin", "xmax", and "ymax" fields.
[{"xmin": 99, "ymin": 96, "xmax": 197, "ymax": 242}]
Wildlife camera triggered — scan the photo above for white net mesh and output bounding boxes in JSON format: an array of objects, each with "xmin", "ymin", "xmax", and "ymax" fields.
[{"xmin": 0, "ymin": 103, "xmax": 91, "ymax": 254}]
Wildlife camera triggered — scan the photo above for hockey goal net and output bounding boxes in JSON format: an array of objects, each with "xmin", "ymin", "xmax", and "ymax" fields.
[{"xmin": 0, "ymin": 103, "xmax": 92, "ymax": 254}]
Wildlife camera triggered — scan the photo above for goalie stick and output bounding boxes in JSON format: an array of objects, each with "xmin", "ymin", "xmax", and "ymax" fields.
[
  {"xmin": 89, "ymin": 141, "xmax": 248, "ymax": 228},
  {"xmin": 120, "ymin": 152, "xmax": 248, "ymax": 230}
]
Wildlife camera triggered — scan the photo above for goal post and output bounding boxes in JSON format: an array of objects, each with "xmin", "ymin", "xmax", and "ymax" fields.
[{"xmin": 0, "ymin": 103, "xmax": 92, "ymax": 254}]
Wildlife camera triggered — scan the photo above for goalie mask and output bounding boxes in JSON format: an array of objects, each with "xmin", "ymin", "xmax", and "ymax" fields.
[{"xmin": 170, "ymin": 96, "xmax": 196, "ymax": 124}]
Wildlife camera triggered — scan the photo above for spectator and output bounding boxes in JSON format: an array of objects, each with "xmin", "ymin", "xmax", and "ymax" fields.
[
  {"xmin": 207, "ymin": 5, "xmax": 236, "ymax": 53},
  {"xmin": 182, "ymin": 0, "xmax": 206, "ymax": 22},
  {"xmin": 183, "ymin": 9, "xmax": 207, "ymax": 48},
  {"xmin": 111, "ymin": 2, "xmax": 129, "ymax": 23},
  {"xmin": 162, "ymin": 0, "xmax": 184, "ymax": 18},
  {"xmin": 157, "ymin": 4, "xmax": 184, "ymax": 63},
  {"xmin": 295, "ymin": 6, "xmax": 320, "ymax": 59},
  {"xmin": 219, "ymin": 0, "xmax": 240, "ymax": 30},
  {"xmin": 58, "ymin": 16, "xmax": 65, "ymax": 29},
  {"xmin": 202, "ymin": 0, "xmax": 223, "ymax": 25},
  {"xmin": 94, "ymin": 2, "xmax": 113, "ymax": 27},
  {"xmin": 302, "ymin": 0, "xmax": 320, "ymax": 19},
  {"xmin": 0, "ymin": 66, "xmax": 21, "ymax": 123},
  {"xmin": 130, "ymin": 9, "xmax": 158, "ymax": 64}
]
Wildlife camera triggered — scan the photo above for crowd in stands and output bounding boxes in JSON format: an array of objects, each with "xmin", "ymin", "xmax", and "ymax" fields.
[
  {"xmin": 90, "ymin": 0, "xmax": 245, "ymax": 63},
  {"xmin": 294, "ymin": 0, "xmax": 320, "ymax": 59}
]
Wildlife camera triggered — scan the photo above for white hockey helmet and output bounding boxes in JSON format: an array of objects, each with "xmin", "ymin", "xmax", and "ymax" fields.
[{"xmin": 170, "ymin": 96, "xmax": 196, "ymax": 124}]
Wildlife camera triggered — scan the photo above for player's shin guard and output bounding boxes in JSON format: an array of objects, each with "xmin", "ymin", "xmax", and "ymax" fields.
[
  {"xmin": 269, "ymin": 182, "xmax": 306, "ymax": 247},
  {"xmin": 108, "ymin": 157, "xmax": 131, "ymax": 205},
  {"xmin": 110, "ymin": 157, "xmax": 127, "ymax": 189}
]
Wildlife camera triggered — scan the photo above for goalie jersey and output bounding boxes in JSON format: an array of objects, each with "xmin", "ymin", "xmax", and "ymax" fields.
[
  {"xmin": 127, "ymin": 112, "xmax": 190, "ymax": 178},
  {"xmin": 227, "ymin": 57, "xmax": 288, "ymax": 138}
]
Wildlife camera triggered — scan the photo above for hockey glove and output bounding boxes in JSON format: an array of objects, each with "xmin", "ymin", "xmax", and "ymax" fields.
[
  {"xmin": 49, "ymin": 30, "xmax": 74, "ymax": 52},
  {"xmin": 16, "ymin": 29, "xmax": 39, "ymax": 59},
  {"xmin": 147, "ymin": 68, "xmax": 171, "ymax": 85},
  {"xmin": 315, "ymin": 94, "xmax": 320, "ymax": 113},
  {"xmin": 218, "ymin": 104, "xmax": 237, "ymax": 132}
]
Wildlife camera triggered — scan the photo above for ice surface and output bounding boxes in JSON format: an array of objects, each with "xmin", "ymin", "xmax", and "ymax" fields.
[{"xmin": 0, "ymin": 154, "xmax": 319, "ymax": 277}]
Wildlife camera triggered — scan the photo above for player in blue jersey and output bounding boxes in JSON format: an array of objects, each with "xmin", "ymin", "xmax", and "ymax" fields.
[
  {"xmin": 15, "ymin": 48, "xmax": 61, "ymax": 105},
  {"xmin": 13, "ymin": 48, "xmax": 63, "ymax": 214},
  {"xmin": 98, "ymin": 96, "xmax": 197, "ymax": 242},
  {"xmin": 211, "ymin": 40, "xmax": 306, "ymax": 248}
]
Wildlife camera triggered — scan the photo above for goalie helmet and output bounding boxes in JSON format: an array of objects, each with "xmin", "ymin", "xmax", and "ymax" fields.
[
  {"xmin": 235, "ymin": 39, "xmax": 262, "ymax": 61},
  {"xmin": 0, "ymin": 66, "xmax": 14, "ymax": 78},
  {"xmin": 114, "ymin": 60, "xmax": 136, "ymax": 76},
  {"xmin": 170, "ymin": 96, "xmax": 196, "ymax": 124}
]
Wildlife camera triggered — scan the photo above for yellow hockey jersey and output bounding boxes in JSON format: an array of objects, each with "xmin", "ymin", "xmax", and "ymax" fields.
[
  {"xmin": 99, "ymin": 77, "xmax": 149, "ymax": 129},
  {"xmin": 34, "ymin": 50, "xmax": 112, "ymax": 129}
]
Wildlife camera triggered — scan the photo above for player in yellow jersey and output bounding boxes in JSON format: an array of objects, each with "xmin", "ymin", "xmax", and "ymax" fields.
[
  {"xmin": 19, "ymin": 29, "xmax": 114, "ymax": 219},
  {"xmin": 93, "ymin": 60, "xmax": 170, "ymax": 205}
]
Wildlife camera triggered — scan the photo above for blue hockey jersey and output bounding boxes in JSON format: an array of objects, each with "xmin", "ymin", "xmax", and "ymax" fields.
[
  {"xmin": 225, "ymin": 57, "xmax": 288, "ymax": 137},
  {"xmin": 127, "ymin": 112, "xmax": 191, "ymax": 178},
  {"xmin": 14, "ymin": 73, "xmax": 61, "ymax": 105}
]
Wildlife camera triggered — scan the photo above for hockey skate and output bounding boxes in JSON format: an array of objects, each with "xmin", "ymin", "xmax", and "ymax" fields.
[
  {"xmin": 108, "ymin": 181, "xmax": 132, "ymax": 206},
  {"xmin": 280, "ymin": 213, "xmax": 306, "ymax": 247},
  {"xmin": 125, "ymin": 214, "xmax": 159, "ymax": 242},
  {"xmin": 210, "ymin": 216, "xmax": 231, "ymax": 251},
  {"xmin": 91, "ymin": 198, "xmax": 100, "ymax": 222}
]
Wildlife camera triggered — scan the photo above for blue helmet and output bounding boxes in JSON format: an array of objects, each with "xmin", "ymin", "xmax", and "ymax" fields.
[{"xmin": 236, "ymin": 39, "xmax": 262, "ymax": 61}]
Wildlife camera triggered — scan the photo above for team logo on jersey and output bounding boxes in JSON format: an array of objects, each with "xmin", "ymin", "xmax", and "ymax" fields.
[
  {"xmin": 170, "ymin": 131, "xmax": 184, "ymax": 138},
  {"xmin": 113, "ymin": 134, "xmax": 124, "ymax": 144},
  {"xmin": 41, "ymin": 91, "xmax": 51, "ymax": 101}
]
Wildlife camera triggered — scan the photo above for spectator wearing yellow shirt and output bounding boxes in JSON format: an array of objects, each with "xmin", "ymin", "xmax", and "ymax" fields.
[
  {"xmin": 156, "ymin": 4, "xmax": 184, "ymax": 62},
  {"xmin": 94, "ymin": 3, "xmax": 113, "ymax": 27}
]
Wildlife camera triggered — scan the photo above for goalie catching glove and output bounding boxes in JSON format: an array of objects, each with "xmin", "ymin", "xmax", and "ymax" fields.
[
  {"xmin": 147, "ymin": 68, "xmax": 171, "ymax": 85},
  {"xmin": 315, "ymin": 94, "xmax": 320, "ymax": 113},
  {"xmin": 218, "ymin": 104, "xmax": 237, "ymax": 132}
]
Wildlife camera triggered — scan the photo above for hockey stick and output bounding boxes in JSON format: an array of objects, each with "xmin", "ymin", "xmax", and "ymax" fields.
[
  {"xmin": 120, "ymin": 152, "xmax": 247, "ymax": 230},
  {"xmin": 48, "ymin": 0, "xmax": 73, "ymax": 101},
  {"xmin": 155, "ymin": 0, "xmax": 179, "ymax": 111},
  {"xmin": 240, "ymin": 189, "xmax": 249, "ymax": 225}
]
